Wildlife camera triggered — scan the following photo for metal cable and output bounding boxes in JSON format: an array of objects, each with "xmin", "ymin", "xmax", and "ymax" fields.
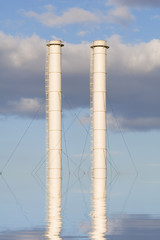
[
  {"xmin": 1, "ymin": 102, "xmax": 45, "ymax": 173},
  {"xmin": 107, "ymin": 94, "xmax": 138, "ymax": 176},
  {"xmin": 1, "ymin": 175, "xmax": 32, "ymax": 227}
]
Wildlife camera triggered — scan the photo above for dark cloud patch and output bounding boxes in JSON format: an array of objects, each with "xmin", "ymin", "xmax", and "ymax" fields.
[
  {"xmin": 62, "ymin": 74, "xmax": 90, "ymax": 109},
  {"xmin": 108, "ymin": 69, "xmax": 160, "ymax": 119},
  {"xmin": 108, "ymin": 0, "xmax": 160, "ymax": 7},
  {"xmin": 0, "ymin": 32, "xmax": 160, "ymax": 131},
  {"xmin": 1, "ymin": 69, "xmax": 44, "ymax": 103},
  {"xmin": 62, "ymin": 42, "xmax": 90, "ymax": 109}
]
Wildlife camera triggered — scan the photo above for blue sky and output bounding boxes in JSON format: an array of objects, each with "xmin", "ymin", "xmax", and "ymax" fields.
[{"xmin": 0, "ymin": 0, "xmax": 160, "ymax": 238}]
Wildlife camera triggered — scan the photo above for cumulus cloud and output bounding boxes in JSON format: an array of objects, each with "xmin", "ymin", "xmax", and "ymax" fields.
[
  {"xmin": 106, "ymin": 6, "xmax": 134, "ymax": 26},
  {"xmin": 0, "ymin": 31, "xmax": 45, "ymax": 69},
  {"xmin": 0, "ymin": 31, "xmax": 90, "ymax": 117},
  {"xmin": 23, "ymin": 4, "xmax": 134, "ymax": 28},
  {"xmin": 1, "ymin": 31, "xmax": 160, "ymax": 131},
  {"xmin": 23, "ymin": 5, "xmax": 99, "ymax": 27},
  {"xmin": 107, "ymin": 0, "xmax": 160, "ymax": 7},
  {"xmin": 108, "ymin": 35, "xmax": 160, "ymax": 73},
  {"xmin": 107, "ymin": 35, "xmax": 160, "ymax": 131},
  {"xmin": 0, "ymin": 31, "xmax": 45, "ymax": 118}
]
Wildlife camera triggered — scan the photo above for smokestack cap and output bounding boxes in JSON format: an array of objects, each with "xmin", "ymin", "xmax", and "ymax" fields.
[
  {"xmin": 47, "ymin": 40, "xmax": 64, "ymax": 47},
  {"xmin": 91, "ymin": 40, "xmax": 109, "ymax": 48}
]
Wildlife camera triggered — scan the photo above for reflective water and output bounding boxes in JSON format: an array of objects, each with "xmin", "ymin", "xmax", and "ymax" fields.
[
  {"xmin": 1, "ymin": 113, "xmax": 160, "ymax": 239},
  {"xmin": 1, "ymin": 215, "xmax": 160, "ymax": 239}
]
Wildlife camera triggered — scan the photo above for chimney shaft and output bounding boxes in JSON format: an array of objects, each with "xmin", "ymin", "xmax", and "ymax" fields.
[
  {"xmin": 90, "ymin": 40, "xmax": 109, "ymax": 240},
  {"xmin": 46, "ymin": 40, "xmax": 64, "ymax": 240}
]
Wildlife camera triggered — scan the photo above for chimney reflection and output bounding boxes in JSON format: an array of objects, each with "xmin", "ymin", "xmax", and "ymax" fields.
[
  {"xmin": 90, "ymin": 168, "xmax": 107, "ymax": 240},
  {"xmin": 46, "ymin": 173, "xmax": 62, "ymax": 240}
]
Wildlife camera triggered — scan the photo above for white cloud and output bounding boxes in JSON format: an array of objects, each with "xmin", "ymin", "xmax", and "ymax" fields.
[
  {"xmin": 108, "ymin": 35, "xmax": 160, "ymax": 73},
  {"xmin": 107, "ymin": 113, "xmax": 160, "ymax": 131},
  {"xmin": 77, "ymin": 31, "xmax": 87, "ymax": 37},
  {"xmin": 152, "ymin": 15, "xmax": 160, "ymax": 19},
  {"xmin": 23, "ymin": 6, "xmax": 99, "ymax": 27},
  {"xmin": 106, "ymin": 6, "xmax": 135, "ymax": 26},
  {"xmin": 23, "ymin": 5, "xmax": 134, "ymax": 28},
  {"xmin": 10, "ymin": 98, "xmax": 42, "ymax": 115},
  {"xmin": 0, "ymin": 31, "xmax": 45, "ymax": 70}
]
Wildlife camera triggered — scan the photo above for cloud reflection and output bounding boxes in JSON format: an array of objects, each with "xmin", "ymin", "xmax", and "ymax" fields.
[{"xmin": 1, "ymin": 215, "xmax": 160, "ymax": 239}]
